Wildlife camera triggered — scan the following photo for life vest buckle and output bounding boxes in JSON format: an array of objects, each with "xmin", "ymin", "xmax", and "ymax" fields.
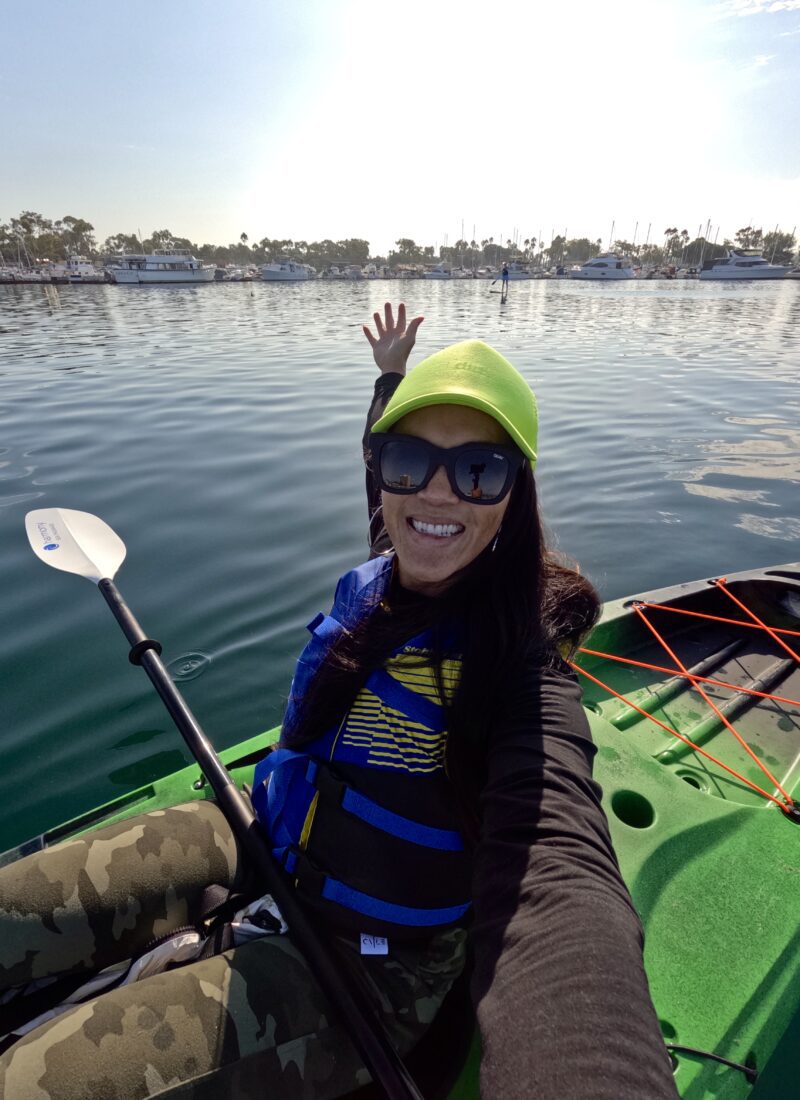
[
  {"xmin": 287, "ymin": 846, "xmax": 328, "ymax": 898},
  {"xmin": 311, "ymin": 761, "xmax": 349, "ymax": 807}
]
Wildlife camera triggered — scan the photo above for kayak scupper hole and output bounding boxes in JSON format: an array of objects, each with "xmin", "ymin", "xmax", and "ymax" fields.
[
  {"xmin": 610, "ymin": 790, "xmax": 655, "ymax": 829},
  {"xmin": 167, "ymin": 652, "xmax": 211, "ymax": 682},
  {"xmin": 676, "ymin": 771, "xmax": 707, "ymax": 792}
]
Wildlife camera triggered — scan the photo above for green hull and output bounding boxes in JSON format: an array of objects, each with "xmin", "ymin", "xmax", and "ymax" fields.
[{"xmin": 5, "ymin": 562, "xmax": 800, "ymax": 1099}]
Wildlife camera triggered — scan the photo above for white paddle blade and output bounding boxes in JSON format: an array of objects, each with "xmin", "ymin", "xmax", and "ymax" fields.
[{"xmin": 25, "ymin": 508, "xmax": 126, "ymax": 584}]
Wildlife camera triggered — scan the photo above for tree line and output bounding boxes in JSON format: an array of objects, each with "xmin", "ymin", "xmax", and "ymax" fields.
[{"xmin": 1, "ymin": 211, "xmax": 796, "ymax": 269}]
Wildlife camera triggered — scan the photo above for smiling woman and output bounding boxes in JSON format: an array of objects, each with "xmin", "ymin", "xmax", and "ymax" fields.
[{"xmin": 0, "ymin": 303, "xmax": 680, "ymax": 1100}]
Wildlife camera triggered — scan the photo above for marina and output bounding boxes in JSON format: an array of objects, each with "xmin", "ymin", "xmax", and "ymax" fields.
[
  {"xmin": 3, "ymin": 248, "xmax": 796, "ymax": 286},
  {"xmin": 3, "ymin": 232, "xmax": 797, "ymax": 287},
  {"xmin": 4, "ymin": 255, "xmax": 800, "ymax": 284}
]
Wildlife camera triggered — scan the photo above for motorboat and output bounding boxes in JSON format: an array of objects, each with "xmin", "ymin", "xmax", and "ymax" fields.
[
  {"xmin": 423, "ymin": 263, "xmax": 451, "ymax": 279},
  {"xmin": 44, "ymin": 256, "xmax": 105, "ymax": 284},
  {"xmin": 261, "ymin": 261, "xmax": 310, "ymax": 282},
  {"xmin": 6, "ymin": 269, "xmax": 49, "ymax": 283},
  {"xmin": 505, "ymin": 262, "xmax": 532, "ymax": 280},
  {"xmin": 110, "ymin": 249, "xmax": 215, "ymax": 284},
  {"xmin": 570, "ymin": 254, "xmax": 636, "ymax": 280},
  {"xmin": 215, "ymin": 265, "xmax": 257, "ymax": 282},
  {"xmin": 698, "ymin": 249, "xmax": 790, "ymax": 280}
]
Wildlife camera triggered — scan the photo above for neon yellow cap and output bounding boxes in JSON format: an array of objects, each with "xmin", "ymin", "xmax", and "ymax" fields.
[{"xmin": 372, "ymin": 340, "xmax": 538, "ymax": 465}]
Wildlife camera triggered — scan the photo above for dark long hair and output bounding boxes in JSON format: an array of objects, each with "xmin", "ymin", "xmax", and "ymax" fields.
[{"xmin": 283, "ymin": 462, "xmax": 600, "ymax": 838}]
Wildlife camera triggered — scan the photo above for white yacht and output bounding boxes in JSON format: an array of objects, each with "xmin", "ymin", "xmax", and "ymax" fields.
[
  {"xmin": 111, "ymin": 249, "xmax": 214, "ymax": 284},
  {"xmin": 261, "ymin": 261, "xmax": 310, "ymax": 282},
  {"xmin": 570, "ymin": 254, "xmax": 636, "ymax": 281},
  {"xmin": 698, "ymin": 249, "xmax": 790, "ymax": 280},
  {"xmin": 505, "ymin": 262, "xmax": 532, "ymax": 280},
  {"xmin": 45, "ymin": 256, "xmax": 105, "ymax": 284},
  {"xmin": 423, "ymin": 263, "xmax": 451, "ymax": 280}
]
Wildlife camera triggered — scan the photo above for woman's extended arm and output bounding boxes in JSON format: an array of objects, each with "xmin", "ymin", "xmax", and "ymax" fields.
[
  {"xmin": 361, "ymin": 303, "xmax": 424, "ymax": 556},
  {"xmin": 470, "ymin": 665, "xmax": 679, "ymax": 1099}
]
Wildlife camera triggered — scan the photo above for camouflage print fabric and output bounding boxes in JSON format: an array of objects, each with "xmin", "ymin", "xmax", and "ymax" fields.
[
  {"xmin": 0, "ymin": 802, "xmax": 245, "ymax": 991},
  {"xmin": 0, "ymin": 801, "xmax": 467, "ymax": 1099}
]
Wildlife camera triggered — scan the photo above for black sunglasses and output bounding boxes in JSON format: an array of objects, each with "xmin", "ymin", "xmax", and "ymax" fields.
[{"xmin": 369, "ymin": 432, "xmax": 524, "ymax": 505}]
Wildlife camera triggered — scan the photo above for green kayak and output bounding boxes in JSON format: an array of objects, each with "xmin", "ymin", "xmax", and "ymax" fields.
[{"xmin": 4, "ymin": 560, "xmax": 800, "ymax": 1100}]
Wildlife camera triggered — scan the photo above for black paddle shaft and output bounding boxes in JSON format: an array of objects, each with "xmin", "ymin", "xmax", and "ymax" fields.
[{"xmin": 98, "ymin": 577, "xmax": 425, "ymax": 1100}]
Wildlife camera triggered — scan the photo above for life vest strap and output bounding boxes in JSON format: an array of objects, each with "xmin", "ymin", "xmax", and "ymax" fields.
[
  {"xmin": 307, "ymin": 760, "xmax": 464, "ymax": 851},
  {"xmin": 286, "ymin": 849, "xmax": 471, "ymax": 928}
]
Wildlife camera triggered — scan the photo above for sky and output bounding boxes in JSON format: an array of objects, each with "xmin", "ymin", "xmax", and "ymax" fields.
[{"xmin": 2, "ymin": 0, "xmax": 799, "ymax": 256}]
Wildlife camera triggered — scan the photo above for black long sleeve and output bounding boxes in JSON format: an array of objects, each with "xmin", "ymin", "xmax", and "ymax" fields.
[
  {"xmin": 471, "ymin": 666, "xmax": 679, "ymax": 1099},
  {"xmin": 362, "ymin": 372, "xmax": 403, "ymax": 557}
]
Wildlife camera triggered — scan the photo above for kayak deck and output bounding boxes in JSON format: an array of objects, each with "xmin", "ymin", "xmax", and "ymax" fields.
[{"xmin": 578, "ymin": 563, "xmax": 800, "ymax": 1100}]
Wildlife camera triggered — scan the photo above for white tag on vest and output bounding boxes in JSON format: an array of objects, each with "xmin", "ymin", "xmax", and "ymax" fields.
[{"xmin": 360, "ymin": 933, "xmax": 388, "ymax": 955}]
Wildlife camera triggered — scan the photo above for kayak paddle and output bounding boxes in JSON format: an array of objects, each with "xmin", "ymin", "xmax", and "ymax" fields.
[{"xmin": 25, "ymin": 507, "xmax": 425, "ymax": 1100}]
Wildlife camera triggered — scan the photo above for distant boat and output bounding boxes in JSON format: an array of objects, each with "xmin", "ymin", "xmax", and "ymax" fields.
[
  {"xmin": 423, "ymin": 263, "xmax": 451, "ymax": 280},
  {"xmin": 110, "ymin": 249, "xmax": 215, "ymax": 284},
  {"xmin": 45, "ymin": 256, "xmax": 105, "ymax": 284},
  {"xmin": 261, "ymin": 261, "xmax": 310, "ymax": 282},
  {"xmin": 216, "ymin": 265, "xmax": 257, "ymax": 282},
  {"xmin": 6, "ymin": 268, "xmax": 49, "ymax": 283},
  {"xmin": 570, "ymin": 254, "xmax": 636, "ymax": 281},
  {"xmin": 505, "ymin": 262, "xmax": 533, "ymax": 280},
  {"xmin": 699, "ymin": 248, "xmax": 791, "ymax": 280}
]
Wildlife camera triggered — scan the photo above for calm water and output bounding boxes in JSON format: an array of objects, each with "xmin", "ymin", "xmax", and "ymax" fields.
[{"xmin": 1, "ymin": 278, "xmax": 799, "ymax": 850}]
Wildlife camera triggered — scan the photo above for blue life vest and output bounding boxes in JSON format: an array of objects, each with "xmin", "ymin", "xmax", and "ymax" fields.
[{"xmin": 252, "ymin": 556, "xmax": 473, "ymax": 939}]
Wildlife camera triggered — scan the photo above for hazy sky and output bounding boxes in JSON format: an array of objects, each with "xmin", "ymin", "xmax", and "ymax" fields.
[{"xmin": 2, "ymin": 0, "xmax": 798, "ymax": 255}]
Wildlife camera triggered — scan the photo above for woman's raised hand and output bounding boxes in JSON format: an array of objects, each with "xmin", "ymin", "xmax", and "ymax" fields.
[{"xmin": 363, "ymin": 302, "xmax": 424, "ymax": 376}]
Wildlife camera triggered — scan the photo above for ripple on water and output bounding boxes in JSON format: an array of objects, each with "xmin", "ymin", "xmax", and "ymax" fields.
[{"xmin": 167, "ymin": 652, "xmax": 212, "ymax": 682}]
